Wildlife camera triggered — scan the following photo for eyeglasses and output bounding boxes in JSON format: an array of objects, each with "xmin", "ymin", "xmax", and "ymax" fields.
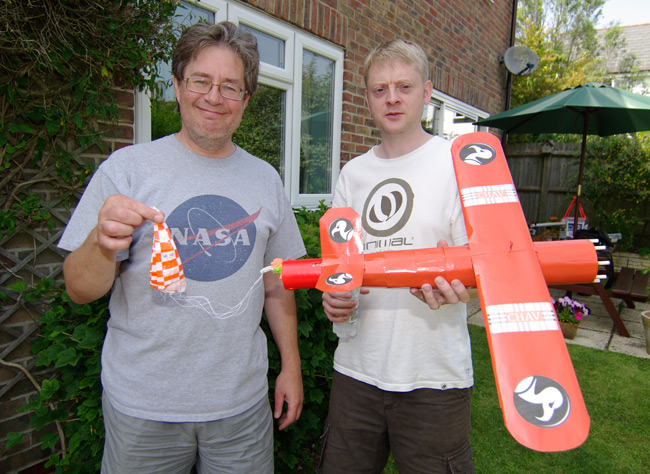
[{"xmin": 184, "ymin": 77, "xmax": 246, "ymax": 101}]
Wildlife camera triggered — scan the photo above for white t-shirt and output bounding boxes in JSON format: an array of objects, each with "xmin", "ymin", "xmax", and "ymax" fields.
[{"xmin": 332, "ymin": 136, "xmax": 474, "ymax": 391}]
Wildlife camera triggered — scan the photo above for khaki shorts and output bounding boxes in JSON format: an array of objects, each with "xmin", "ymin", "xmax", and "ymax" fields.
[
  {"xmin": 101, "ymin": 392, "xmax": 273, "ymax": 474},
  {"xmin": 319, "ymin": 371, "xmax": 474, "ymax": 474}
]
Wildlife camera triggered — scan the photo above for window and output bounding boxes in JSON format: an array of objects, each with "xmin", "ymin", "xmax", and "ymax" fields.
[
  {"xmin": 422, "ymin": 89, "xmax": 489, "ymax": 140},
  {"xmin": 135, "ymin": 0, "xmax": 343, "ymax": 207}
]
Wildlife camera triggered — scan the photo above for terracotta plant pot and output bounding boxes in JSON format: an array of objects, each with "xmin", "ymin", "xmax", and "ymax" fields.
[{"xmin": 560, "ymin": 321, "xmax": 579, "ymax": 340}]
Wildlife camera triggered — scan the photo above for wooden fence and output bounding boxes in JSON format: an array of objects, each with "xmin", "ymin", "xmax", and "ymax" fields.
[
  {"xmin": 505, "ymin": 141, "xmax": 650, "ymax": 248},
  {"xmin": 505, "ymin": 141, "xmax": 582, "ymax": 224}
]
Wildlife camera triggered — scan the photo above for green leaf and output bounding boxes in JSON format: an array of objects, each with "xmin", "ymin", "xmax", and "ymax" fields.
[
  {"xmin": 45, "ymin": 119, "xmax": 60, "ymax": 135},
  {"xmin": 40, "ymin": 378, "xmax": 60, "ymax": 400},
  {"xmin": 68, "ymin": 432, "xmax": 81, "ymax": 453},
  {"xmin": 55, "ymin": 347, "xmax": 82, "ymax": 368},
  {"xmin": 40, "ymin": 432, "xmax": 60, "ymax": 450},
  {"xmin": 298, "ymin": 320, "xmax": 312, "ymax": 337},
  {"xmin": 5, "ymin": 432, "xmax": 24, "ymax": 449},
  {"xmin": 8, "ymin": 281, "xmax": 28, "ymax": 292},
  {"xmin": 79, "ymin": 326, "xmax": 105, "ymax": 349}
]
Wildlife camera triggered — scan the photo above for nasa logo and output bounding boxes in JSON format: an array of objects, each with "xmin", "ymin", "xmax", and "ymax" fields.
[
  {"xmin": 513, "ymin": 375, "xmax": 571, "ymax": 428},
  {"xmin": 328, "ymin": 218, "xmax": 355, "ymax": 243},
  {"xmin": 459, "ymin": 143, "xmax": 496, "ymax": 165},
  {"xmin": 362, "ymin": 178, "xmax": 414, "ymax": 237},
  {"xmin": 166, "ymin": 195, "xmax": 259, "ymax": 282},
  {"xmin": 325, "ymin": 272, "xmax": 354, "ymax": 286}
]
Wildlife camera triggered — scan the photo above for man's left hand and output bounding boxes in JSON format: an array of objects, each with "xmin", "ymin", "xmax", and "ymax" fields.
[
  {"xmin": 410, "ymin": 276, "xmax": 471, "ymax": 310},
  {"xmin": 410, "ymin": 239, "xmax": 471, "ymax": 310},
  {"xmin": 274, "ymin": 367, "xmax": 303, "ymax": 430}
]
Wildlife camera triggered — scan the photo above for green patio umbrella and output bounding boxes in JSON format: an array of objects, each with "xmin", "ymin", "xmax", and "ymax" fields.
[{"xmin": 475, "ymin": 82, "xmax": 650, "ymax": 233}]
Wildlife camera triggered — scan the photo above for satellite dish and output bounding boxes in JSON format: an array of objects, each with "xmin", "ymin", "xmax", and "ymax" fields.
[{"xmin": 501, "ymin": 46, "xmax": 539, "ymax": 76}]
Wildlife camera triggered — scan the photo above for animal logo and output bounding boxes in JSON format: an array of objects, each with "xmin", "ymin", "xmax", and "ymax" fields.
[
  {"xmin": 513, "ymin": 376, "xmax": 571, "ymax": 428},
  {"xmin": 459, "ymin": 143, "xmax": 496, "ymax": 165},
  {"xmin": 325, "ymin": 272, "xmax": 354, "ymax": 286},
  {"xmin": 329, "ymin": 218, "xmax": 355, "ymax": 243}
]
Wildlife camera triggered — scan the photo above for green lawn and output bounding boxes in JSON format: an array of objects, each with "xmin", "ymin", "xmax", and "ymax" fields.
[{"xmin": 383, "ymin": 324, "xmax": 650, "ymax": 473}]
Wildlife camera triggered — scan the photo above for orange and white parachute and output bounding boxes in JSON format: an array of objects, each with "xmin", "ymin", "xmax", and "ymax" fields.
[{"xmin": 150, "ymin": 219, "xmax": 186, "ymax": 293}]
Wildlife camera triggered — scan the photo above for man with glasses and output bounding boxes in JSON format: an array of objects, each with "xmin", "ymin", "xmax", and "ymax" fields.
[{"xmin": 59, "ymin": 22, "xmax": 305, "ymax": 473}]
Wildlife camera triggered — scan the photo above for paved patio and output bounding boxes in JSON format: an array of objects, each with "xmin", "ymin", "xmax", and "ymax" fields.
[{"xmin": 467, "ymin": 288, "xmax": 650, "ymax": 359}]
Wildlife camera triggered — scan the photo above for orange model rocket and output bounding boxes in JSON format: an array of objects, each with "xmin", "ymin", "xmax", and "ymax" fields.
[{"xmin": 275, "ymin": 132, "xmax": 599, "ymax": 453}]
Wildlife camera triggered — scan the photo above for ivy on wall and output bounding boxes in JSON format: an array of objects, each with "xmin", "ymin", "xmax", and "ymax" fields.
[{"xmin": 0, "ymin": 0, "xmax": 178, "ymax": 234}]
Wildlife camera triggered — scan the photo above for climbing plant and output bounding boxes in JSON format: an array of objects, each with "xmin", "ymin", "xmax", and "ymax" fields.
[
  {"xmin": 0, "ymin": 0, "xmax": 179, "ymax": 235},
  {"xmin": 1, "ymin": 1, "xmax": 178, "ymax": 470}
]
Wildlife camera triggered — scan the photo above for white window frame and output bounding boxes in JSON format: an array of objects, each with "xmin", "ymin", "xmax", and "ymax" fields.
[
  {"xmin": 135, "ymin": 0, "xmax": 343, "ymax": 207},
  {"xmin": 424, "ymin": 89, "xmax": 489, "ymax": 139},
  {"xmin": 290, "ymin": 34, "xmax": 343, "ymax": 207}
]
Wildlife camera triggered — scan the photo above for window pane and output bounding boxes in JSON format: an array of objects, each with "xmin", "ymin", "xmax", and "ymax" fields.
[
  {"xmin": 443, "ymin": 108, "xmax": 477, "ymax": 140},
  {"xmin": 176, "ymin": 1, "xmax": 214, "ymax": 25},
  {"xmin": 422, "ymin": 102, "xmax": 440, "ymax": 135},
  {"xmin": 159, "ymin": 2, "xmax": 215, "ymax": 101},
  {"xmin": 424, "ymin": 100, "xmax": 484, "ymax": 140},
  {"xmin": 300, "ymin": 50, "xmax": 334, "ymax": 194},
  {"xmin": 233, "ymin": 85, "xmax": 286, "ymax": 181},
  {"xmin": 238, "ymin": 24, "xmax": 285, "ymax": 68}
]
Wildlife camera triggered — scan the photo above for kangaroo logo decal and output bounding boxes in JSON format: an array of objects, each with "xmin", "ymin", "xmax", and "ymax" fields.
[{"xmin": 514, "ymin": 376, "xmax": 571, "ymax": 428}]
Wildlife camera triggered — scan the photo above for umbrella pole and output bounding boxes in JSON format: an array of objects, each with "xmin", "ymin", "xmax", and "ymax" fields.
[{"xmin": 574, "ymin": 117, "xmax": 589, "ymax": 235}]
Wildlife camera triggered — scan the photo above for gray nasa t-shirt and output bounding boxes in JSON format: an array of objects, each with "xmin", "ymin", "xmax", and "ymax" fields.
[{"xmin": 59, "ymin": 135, "xmax": 305, "ymax": 422}]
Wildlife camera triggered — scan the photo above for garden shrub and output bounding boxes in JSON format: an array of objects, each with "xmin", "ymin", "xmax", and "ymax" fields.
[{"xmin": 581, "ymin": 133, "xmax": 650, "ymax": 251}]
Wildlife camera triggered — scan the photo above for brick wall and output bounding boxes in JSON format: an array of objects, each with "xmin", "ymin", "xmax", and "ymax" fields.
[
  {"xmin": 245, "ymin": 0, "xmax": 514, "ymax": 164},
  {"xmin": 0, "ymin": 89, "xmax": 135, "ymax": 474}
]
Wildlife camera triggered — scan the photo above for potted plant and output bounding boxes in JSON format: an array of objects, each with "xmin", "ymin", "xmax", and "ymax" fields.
[{"xmin": 553, "ymin": 296, "xmax": 590, "ymax": 340}]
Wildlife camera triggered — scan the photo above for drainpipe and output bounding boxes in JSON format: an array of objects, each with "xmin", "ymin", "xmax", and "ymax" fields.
[{"xmin": 502, "ymin": 0, "xmax": 518, "ymax": 148}]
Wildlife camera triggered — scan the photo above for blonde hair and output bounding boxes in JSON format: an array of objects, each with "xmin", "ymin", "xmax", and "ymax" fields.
[{"xmin": 363, "ymin": 39, "xmax": 429, "ymax": 87}]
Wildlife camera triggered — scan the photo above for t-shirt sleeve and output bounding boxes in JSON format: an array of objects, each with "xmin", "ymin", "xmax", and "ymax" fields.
[{"xmin": 57, "ymin": 160, "xmax": 130, "ymax": 261}]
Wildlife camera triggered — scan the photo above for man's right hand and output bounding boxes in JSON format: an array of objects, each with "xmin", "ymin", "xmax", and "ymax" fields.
[
  {"xmin": 322, "ymin": 289, "xmax": 368, "ymax": 322},
  {"xmin": 63, "ymin": 195, "xmax": 163, "ymax": 304},
  {"xmin": 96, "ymin": 195, "xmax": 164, "ymax": 251}
]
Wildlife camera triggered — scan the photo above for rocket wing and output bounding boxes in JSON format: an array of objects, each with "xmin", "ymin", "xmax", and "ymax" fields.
[{"xmin": 451, "ymin": 132, "xmax": 589, "ymax": 451}]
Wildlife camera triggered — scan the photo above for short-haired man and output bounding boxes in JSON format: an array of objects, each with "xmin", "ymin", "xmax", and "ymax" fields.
[
  {"xmin": 319, "ymin": 39, "xmax": 475, "ymax": 474},
  {"xmin": 59, "ymin": 22, "xmax": 305, "ymax": 473}
]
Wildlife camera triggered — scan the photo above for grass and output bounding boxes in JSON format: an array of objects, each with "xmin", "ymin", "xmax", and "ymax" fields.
[{"xmin": 383, "ymin": 324, "xmax": 650, "ymax": 473}]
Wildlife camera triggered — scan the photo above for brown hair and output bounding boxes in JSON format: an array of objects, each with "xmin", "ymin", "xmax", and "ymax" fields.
[{"xmin": 172, "ymin": 21, "xmax": 260, "ymax": 95}]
